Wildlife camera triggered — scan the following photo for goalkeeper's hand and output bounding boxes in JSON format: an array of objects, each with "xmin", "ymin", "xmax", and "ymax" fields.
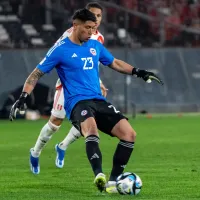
[
  {"xmin": 132, "ymin": 68, "xmax": 163, "ymax": 85},
  {"xmin": 9, "ymin": 92, "xmax": 28, "ymax": 121}
]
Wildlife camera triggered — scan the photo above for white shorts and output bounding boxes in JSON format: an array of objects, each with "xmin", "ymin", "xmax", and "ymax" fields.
[{"xmin": 51, "ymin": 87, "xmax": 66, "ymax": 119}]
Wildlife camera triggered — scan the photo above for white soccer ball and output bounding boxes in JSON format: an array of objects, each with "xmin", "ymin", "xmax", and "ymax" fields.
[{"xmin": 116, "ymin": 172, "xmax": 142, "ymax": 195}]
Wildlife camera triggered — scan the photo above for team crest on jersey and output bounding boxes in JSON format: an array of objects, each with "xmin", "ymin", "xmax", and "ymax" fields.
[
  {"xmin": 90, "ymin": 48, "xmax": 96, "ymax": 56},
  {"xmin": 81, "ymin": 110, "xmax": 88, "ymax": 116}
]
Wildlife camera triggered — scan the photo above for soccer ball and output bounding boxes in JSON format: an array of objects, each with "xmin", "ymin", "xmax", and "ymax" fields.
[{"xmin": 116, "ymin": 172, "xmax": 142, "ymax": 195}]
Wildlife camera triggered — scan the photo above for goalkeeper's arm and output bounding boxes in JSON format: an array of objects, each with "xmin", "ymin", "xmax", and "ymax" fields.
[
  {"xmin": 108, "ymin": 58, "xmax": 163, "ymax": 84},
  {"xmin": 23, "ymin": 68, "xmax": 45, "ymax": 95}
]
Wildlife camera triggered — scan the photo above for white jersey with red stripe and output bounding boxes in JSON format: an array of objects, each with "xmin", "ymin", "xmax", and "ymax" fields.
[{"xmin": 55, "ymin": 27, "xmax": 104, "ymax": 89}]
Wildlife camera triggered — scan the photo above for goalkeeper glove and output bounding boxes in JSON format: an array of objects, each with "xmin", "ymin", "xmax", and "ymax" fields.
[
  {"xmin": 9, "ymin": 92, "xmax": 28, "ymax": 121},
  {"xmin": 132, "ymin": 68, "xmax": 163, "ymax": 85}
]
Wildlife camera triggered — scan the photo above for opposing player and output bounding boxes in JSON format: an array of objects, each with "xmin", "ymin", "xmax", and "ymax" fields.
[
  {"xmin": 27, "ymin": 3, "xmax": 107, "ymax": 175},
  {"xmin": 9, "ymin": 8, "xmax": 163, "ymax": 192}
]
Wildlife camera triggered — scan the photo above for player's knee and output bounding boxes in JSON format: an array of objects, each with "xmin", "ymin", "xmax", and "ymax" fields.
[
  {"xmin": 81, "ymin": 117, "xmax": 98, "ymax": 137},
  {"xmin": 120, "ymin": 129, "xmax": 136, "ymax": 142},
  {"xmin": 47, "ymin": 120, "xmax": 61, "ymax": 132},
  {"xmin": 127, "ymin": 129, "xmax": 136, "ymax": 142},
  {"xmin": 50, "ymin": 115, "xmax": 63, "ymax": 127},
  {"xmin": 112, "ymin": 119, "xmax": 136, "ymax": 142},
  {"xmin": 118, "ymin": 129, "xmax": 136, "ymax": 142}
]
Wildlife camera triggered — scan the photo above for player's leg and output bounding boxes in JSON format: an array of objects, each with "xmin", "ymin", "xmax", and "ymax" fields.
[
  {"xmin": 81, "ymin": 117, "xmax": 106, "ymax": 192},
  {"xmin": 55, "ymin": 126, "xmax": 81, "ymax": 168},
  {"xmin": 95, "ymin": 100, "xmax": 136, "ymax": 193},
  {"xmin": 108, "ymin": 122, "xmax": 135, "ymax": 193},
  {"xmin": 70, "ymin": 100, "xmax": 106, "ymax": 192},
  {"xmin": 31, "ymin": 116, "xmax": 62, "ymax": 158},
  {"xmin": 109, "ymin": 119, "xmax": 136, "ymax": 180},
  {"xmin": 58, "ymin": 126, "xmax": 82, "ymax": 151},
  {"xmin": 30, "ymin": 88, "xmax": 65, "ymax": 174}
]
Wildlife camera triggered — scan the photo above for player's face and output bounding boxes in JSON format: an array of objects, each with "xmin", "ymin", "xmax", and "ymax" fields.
[
  {"xmin": 77, "ymin": 21, "xmax": 96, "ymax": 42},
  {"xmin": 88, "ymin": 7, "xmax": 102, "ymax": 29}
]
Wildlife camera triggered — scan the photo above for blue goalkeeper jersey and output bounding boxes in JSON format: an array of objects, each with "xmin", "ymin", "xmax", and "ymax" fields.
[{"xmin": 37, "ymin": 37, "xmax": 114, "ymax": 119}]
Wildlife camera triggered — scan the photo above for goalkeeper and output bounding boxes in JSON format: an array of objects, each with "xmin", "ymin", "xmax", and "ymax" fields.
[{"xmin": 9, "ymin": 8, "xmax": 163, "ymax": 193}]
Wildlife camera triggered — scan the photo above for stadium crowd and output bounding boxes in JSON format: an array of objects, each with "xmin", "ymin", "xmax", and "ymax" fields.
[{"xmin": 1, "ymin": 0, "xmax": 200, "ymax": 47}]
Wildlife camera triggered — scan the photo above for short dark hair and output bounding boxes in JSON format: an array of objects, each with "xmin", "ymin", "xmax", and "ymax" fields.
[
  {"xmin": 85, "ymin": 2, "xmax": 103, "ymax": 11},
  {"xmin": 72, "ymin": 8, "xmax": 96, "ymax": 23}
]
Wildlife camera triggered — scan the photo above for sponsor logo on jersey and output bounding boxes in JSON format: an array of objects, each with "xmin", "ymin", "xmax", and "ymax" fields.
[{"xmin": 90, "ymin": 48, "xmax": 96, "ymax": 56}]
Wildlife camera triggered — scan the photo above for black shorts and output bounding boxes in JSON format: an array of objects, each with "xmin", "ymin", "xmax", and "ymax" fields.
[{"xmin": 70, "ymin": 99, "xmax": 127, "ymax": 137}]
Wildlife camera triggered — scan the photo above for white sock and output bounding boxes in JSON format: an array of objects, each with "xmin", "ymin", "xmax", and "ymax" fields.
[
  {"xmin": 32, "ymin": 121, "xmax": 60, "ymax": 157},
  {"xmin": 58, "ymin": 126, "xmax": 81, "ymax": 151}
]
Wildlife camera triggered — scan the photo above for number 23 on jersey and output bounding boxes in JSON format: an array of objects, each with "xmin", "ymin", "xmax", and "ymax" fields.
[{"xmin": 81, "ymin": 57, "xmax": 94, "ymax": 70}]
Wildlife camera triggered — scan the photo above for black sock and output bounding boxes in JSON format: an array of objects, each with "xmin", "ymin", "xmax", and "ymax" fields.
[
  {"xmin": 85, "ymin": 135, "xmax": 102, "ymax": 176},
  {"xmin": 109, "ymin": 140, "xmax": 134, "ymax": 181}
]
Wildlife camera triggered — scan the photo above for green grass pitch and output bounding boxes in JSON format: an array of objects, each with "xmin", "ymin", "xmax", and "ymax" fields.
[{"xmin": 0, "ymin": 115, "xmax": 200, "ymax": 200}]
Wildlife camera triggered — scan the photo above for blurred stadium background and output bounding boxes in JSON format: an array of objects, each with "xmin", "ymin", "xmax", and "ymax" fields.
[{"xmin": 0, "ymin": 0, "xmax": 200, "ymax": 118}]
